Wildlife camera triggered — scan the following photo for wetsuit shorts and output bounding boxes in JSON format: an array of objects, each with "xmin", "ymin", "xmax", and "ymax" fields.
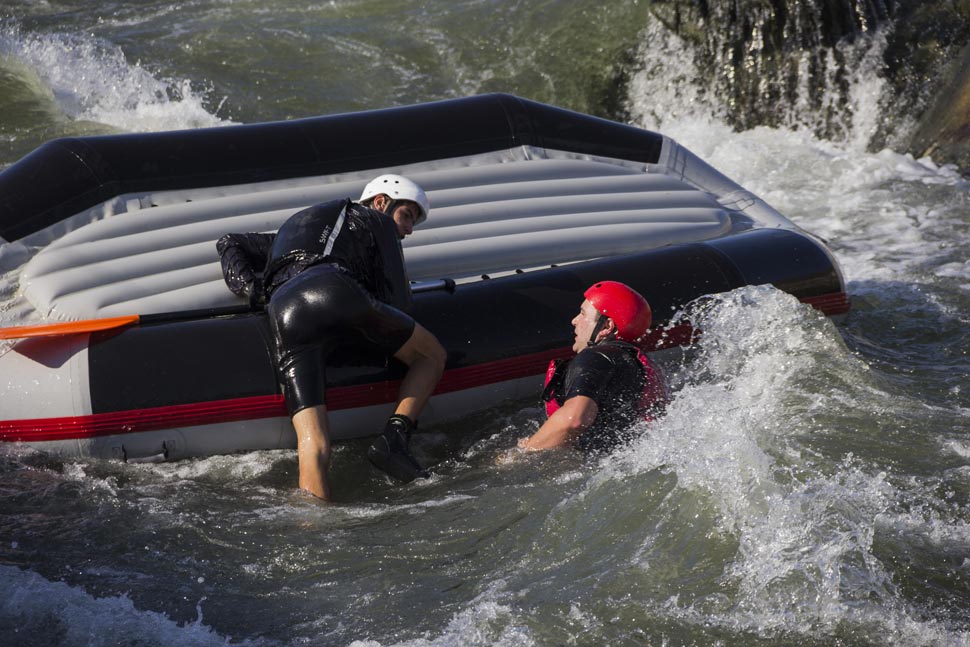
[{"xmin": 267, "ymin": 264, "xmax": 416, "ymax": 414}]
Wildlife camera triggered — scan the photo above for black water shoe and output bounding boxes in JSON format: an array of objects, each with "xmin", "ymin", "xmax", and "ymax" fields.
[{"xmin": 367, "ymin": 414, "xmax": 430, "ymax": 482}]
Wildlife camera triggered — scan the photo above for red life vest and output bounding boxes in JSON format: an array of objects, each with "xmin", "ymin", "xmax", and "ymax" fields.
[{"xmin": 542, "ymin": 345, "xmax": 668, "ymax": 420}]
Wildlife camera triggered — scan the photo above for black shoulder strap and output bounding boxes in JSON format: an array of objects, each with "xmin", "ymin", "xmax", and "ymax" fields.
[{"xmin": 365, "ymin": 204, "xmax": 413, "ymax": 312}]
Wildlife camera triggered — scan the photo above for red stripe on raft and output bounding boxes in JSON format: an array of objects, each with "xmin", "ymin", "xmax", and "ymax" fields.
[
  {"xmin": 326, "ymin": 347, "xmax": 570, "ymax": 410},
  {"xmin": 801, "ymin": 291, "xmax": 850, "ymax": 315},
  {"xmin": 0, "ymin": 394, "xmax": 287, "ymax": 442},
  {"xmin": 0, "ymin": 290, "xmax": 849, "ymax": 443},
  {"xmin": 0, "ymin": 347, "xmax": 573, "ymax": 442}
]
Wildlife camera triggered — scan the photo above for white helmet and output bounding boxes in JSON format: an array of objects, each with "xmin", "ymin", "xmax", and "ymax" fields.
[{"xmin": 359, "ymin": 174, "xmax": 430, "ymax": 225}]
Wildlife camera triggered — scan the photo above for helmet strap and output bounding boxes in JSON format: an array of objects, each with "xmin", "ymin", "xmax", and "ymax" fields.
[{"xmin": 588, "ymin": 313, "xmax": 610, "ymax": 347}]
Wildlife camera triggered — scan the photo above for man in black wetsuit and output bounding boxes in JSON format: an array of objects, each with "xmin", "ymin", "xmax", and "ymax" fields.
[
  {"xmin": 517, "ymin": 281, "xmax": 667, "ymax": 453},
  {"xmin": 217, "ymin": 174, "xmax": 446, "ymax": 500}
]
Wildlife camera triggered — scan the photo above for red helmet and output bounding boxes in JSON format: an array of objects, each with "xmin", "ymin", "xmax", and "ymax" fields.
[{"xmin": 584, "ymin": 281, "xmax": 652, "ymax": 342}]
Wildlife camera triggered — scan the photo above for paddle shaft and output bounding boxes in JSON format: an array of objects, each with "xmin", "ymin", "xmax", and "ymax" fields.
[
  {"xmin": 0, "ymin": 278, "xmax": 457, "ymax": 340},
  {"xmin": 137, "ymin": 278, "xmax": 455, "ymax": 325}
]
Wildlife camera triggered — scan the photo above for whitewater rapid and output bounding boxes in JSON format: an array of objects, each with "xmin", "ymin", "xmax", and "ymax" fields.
[{"xmin": 1, "ymin": 3, "xmax": 969, "ymax": 646}]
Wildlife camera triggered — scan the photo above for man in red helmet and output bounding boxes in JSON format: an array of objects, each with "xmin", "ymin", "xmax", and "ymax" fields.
[{"xmin": 517, "ymin": 281, "xmax": 668, "ymax": 453}]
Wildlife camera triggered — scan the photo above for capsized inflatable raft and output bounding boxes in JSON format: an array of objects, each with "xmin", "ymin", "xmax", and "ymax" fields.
[{"xmin": 0, "ymin": 94, "xmax": 848, "ymax": 462}]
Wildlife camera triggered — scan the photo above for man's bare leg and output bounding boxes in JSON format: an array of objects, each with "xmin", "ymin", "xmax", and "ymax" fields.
[
  {"xmin": 392, "ymin": 323, "xmax": 446, "ymax": 419},
  {"xmin": 367, "ymin": 324, "xmax": 445, "ymax": 481},
  {"xmin": 292, "ymin": 404, "xmax": 332, "ymax": 500}
]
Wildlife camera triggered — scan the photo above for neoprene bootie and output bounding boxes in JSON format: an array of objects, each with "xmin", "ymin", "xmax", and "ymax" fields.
[{"xmin": 367, "ymin": 414, "xmax": 430, "ymax": 482}]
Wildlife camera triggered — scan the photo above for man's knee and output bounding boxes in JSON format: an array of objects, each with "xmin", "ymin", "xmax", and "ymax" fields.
[
  {"xmin": 397, "ymin": 324, "xmax": 446, "ymax": 370},
  {"xmin": 414, "ymin": 327, "xmax": 446, "ymax": 371},
  {"xmin": 426, "ymin": 331, "xmax": 447, "ymax": 373}
]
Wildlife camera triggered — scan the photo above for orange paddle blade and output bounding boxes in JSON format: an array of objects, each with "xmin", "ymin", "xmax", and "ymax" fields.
[{"xmin": 0, "ymin": 315, "xmax": 141, "ymax": 340}]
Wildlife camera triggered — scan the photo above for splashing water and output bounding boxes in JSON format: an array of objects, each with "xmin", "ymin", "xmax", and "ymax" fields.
[
  {"xmin": 0, "ymin": 22, "xmax": 230, "ymax": 133},
  {"xmin": 596, "ymin": 286, "xmax": 969, "ymax": 643}
]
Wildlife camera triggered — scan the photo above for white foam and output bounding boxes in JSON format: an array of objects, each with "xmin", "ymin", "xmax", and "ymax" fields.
[
  {"xmin": 135, "ymin": 450, "xmax": 285, "ymax": 482},
  {"xmin": 0, "ymin": 23, "xmax": 231, "ymax": 133},
  {"xmin": 347, "ymin": 580, "xmax": 535, "ymax": 647},
  {"xmin": 0, "ymin": 565, "xmax": 256, "ymax": 647},
  {"xmin": 629, "ymin": 20, "xmax": 892, "ymax": 152},
  {"xmin": 615, "ymin": 286, "xmax": 856, "ymax": 523}
]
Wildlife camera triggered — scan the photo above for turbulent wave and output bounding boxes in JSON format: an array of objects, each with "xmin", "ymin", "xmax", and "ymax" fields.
[
  {"xmin": 601, "ymin": 287, "xmax": 955, "ymax": 642},
  {"xmin": 0, "ymin": 22, "xmax": 230, "ymax": 136},
  {"xmin": 0, "ymin": 565, "xmax": 257, "ymax": 647},
  {"xmin": 388, "ymin": 284, "xmax": 961, "ymax": 646}
]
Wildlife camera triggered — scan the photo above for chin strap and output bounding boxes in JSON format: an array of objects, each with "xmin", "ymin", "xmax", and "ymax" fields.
[{"xmin": 588, "ymin": 313, "xmax": 610, "ymax": 347}]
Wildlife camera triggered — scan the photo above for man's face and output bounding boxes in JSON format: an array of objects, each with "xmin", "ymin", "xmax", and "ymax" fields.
[
  {"xmin": 390, "ymin": 201, "xmax": 421, "ymax": 239},
  {"xmin": 571, "ymin": 299, "xmax": 602, "ymax": 353}
]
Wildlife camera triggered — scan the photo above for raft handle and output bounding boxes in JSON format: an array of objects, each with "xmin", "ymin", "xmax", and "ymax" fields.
[
  {"xmin": 411, "ymin": 278, "xmax": 456, "ymax": 294},
  {"xmin": 120, "ymin": 440, "xmax": 174, "ymax": 464}
]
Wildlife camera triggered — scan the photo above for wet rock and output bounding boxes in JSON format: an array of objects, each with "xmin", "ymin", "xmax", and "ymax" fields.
[
  {"xmin": 882, "ymin": 1, "xmax": 970, "ymax": 172},
  {"xmin": 905, "ymin": 42, "xmax": 970, "ymax": 171},
  {"xmin": 647, "ymin": 0, "xmax": 892, "ymax": 139},
  {"xmin": 648, "ymin": 0, "xmax": 970, "ymax": 171}
]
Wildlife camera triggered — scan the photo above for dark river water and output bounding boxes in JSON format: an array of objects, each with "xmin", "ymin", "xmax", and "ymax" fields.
[{"xmin": 1, "ymin": 2, "xmax": 968, "ymax": 645}]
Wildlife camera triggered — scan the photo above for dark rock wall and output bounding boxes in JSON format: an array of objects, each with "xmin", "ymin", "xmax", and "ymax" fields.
[
  {"xmin": 886, "ymin": 2, "xmax": 970, "ymax": 170},
  {"xmin": 647, "ymin": 0, "xmax": 970, "ymax": 171}
]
